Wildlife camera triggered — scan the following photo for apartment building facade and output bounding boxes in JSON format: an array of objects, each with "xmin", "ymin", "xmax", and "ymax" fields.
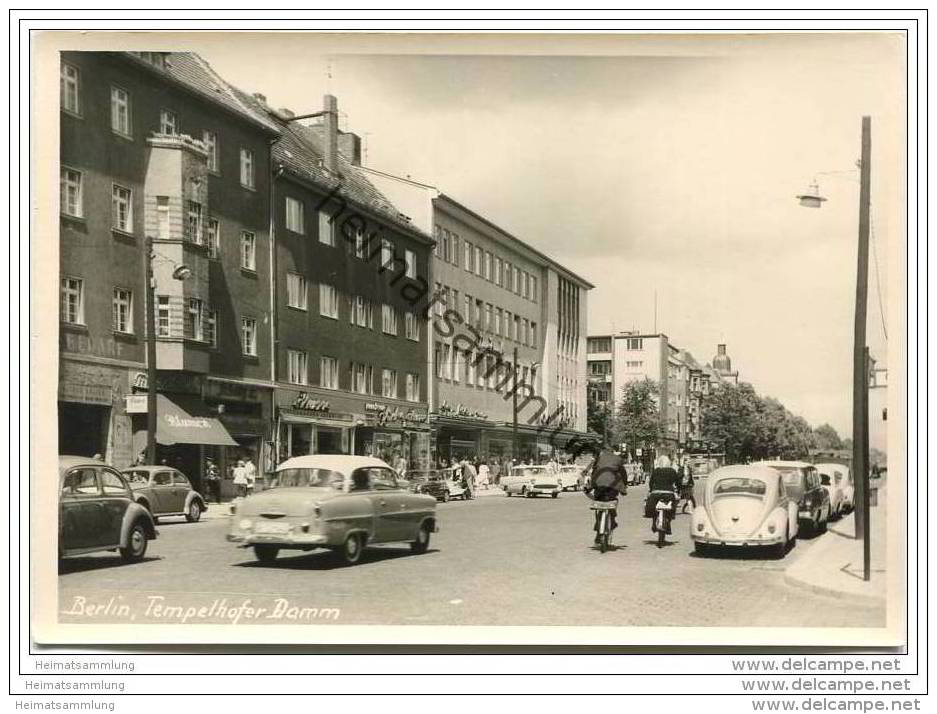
[
  {"xmin": 59, "ymin": 51, "xmax": 279, "ymax": 488},
  {"xmin": 363, "ymin": 170, "xmax": 592, "ymax": 464}
]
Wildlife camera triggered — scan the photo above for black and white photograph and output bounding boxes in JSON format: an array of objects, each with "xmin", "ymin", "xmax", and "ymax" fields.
[{"xmin": 27, "ymin": 24, "xmax": 913, "ymax": 659}]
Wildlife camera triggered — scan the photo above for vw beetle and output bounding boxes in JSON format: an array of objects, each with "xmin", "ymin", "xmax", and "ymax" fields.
[
  {"xmin": 227, "ymin": 455, "xmax": 438, "ymax": 565},
  {"xmin": 690, "ymin": 464, "xmax": 798, "ymax": 558}
]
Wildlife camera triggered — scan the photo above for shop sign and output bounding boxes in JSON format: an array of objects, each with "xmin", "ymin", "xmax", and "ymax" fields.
[
  {"xmin": 437, "ymin": 401, "xmax": 488, "ymax": 421},
  {"xmin": 59, "ymin": 361, "xmax": 125, "ymax": 405},
  {"xmin": 204, "ymin": 380, "xmax": 263, "ymax": 403},
  {"xmin": 131, "ymin": 371, "xmax": 201, "ymax": 395},
  {"xmin": 125, "ymin": 395, "xmax": 147, "ymax": 413},
  {"xmin": 292, "ymin": 393, "xmax": 331, "ymax": 413},
  {"xmin": 365, "ymin": 403, "xmax": 428, "ymax": 426}
]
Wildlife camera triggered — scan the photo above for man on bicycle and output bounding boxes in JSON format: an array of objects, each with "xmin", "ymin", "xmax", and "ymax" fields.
[{"xmin": 584, "ymin": 444, "xmax": 628, "ymax": 543}]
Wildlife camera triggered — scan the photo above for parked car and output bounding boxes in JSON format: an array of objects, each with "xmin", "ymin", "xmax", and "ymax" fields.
[
  {"xmin": 761, "ymin": 460, "xmax": 831, "ymax": 535},
  {"xmin": 59, "ymin": 455, "xmax": 158, "ymax": 562},
  {"xmin": 227, "ymin": 455, "xmax": 438, "ymax": 565},
  {"xmin": 814, "ymin": 462, "xmax": 847, "ymax": 519},
  {"xmin": 558, "ymin": 464, "xmax": 584, "ymax": 491},
  {"xmin": 501, "ymin": 465, "xmax": 561, "ymax": 498},
  {"xmin": 690, "ymin": 464, "xmax": 798, "ymax": 558},
  {"xmin": 121, "ymin": 466, "xmax": 207, "ymax": 523},
  {"xmin": 837, "ymin": 465, "xmax": 855, "ymax": 512}
]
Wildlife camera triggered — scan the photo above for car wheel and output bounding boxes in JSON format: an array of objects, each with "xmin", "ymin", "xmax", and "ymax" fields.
[
  {"xmin": 337, "ymin": 533, "xmax": 364, "ymax": 565},
  {"xmin": 694, "ymin": 542, "xmax": 709, "ymax": 557},
  {"xmin": 772, "ymin": 530, "xmax": 788, "ymax": 559},
  {"xmin": 410, "ymin": 523, "xmax": 431, "ymax": 554},
  {"xmin": 441, "ymin": 491, "xmax": 450, "ymax": 503},
  {"xmin": 521, "ymin": 486, "xmax": 528, "ymax": 497},
  {"xmin": 253, "ymin": 544, "xmax": 279, "ymax": 563},
  {"xmin": 185, "ymin": 500, "xmax": 202, "ymax": 523},
  {"xmin": 119, "ymin": 521, "xmax": 148, "ymax": 562},
  {"xmin": 551, "ymin": 491, "xmax": 559, "ymax": 499}
]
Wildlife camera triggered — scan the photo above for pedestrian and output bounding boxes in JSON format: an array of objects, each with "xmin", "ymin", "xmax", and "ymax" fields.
[
  {"xmin": 233, "ymin": 459, "xmax": 248, "ymax": 498},
  {"xmin": 395, "ymin": 453, "xmax": 408, "ymax": 479},
  {"xmin": 244, "ymin": 456, "xmax": 257, "ymax": 495},
  {"xmin": 678, "ymin": 459, "xmax": 696, "ymax": 513},
  {"xmin": 205, "ymin": 457, "xmax": 222, "ymax": 504},
  {"xmin": 478, "ymin": 460, "xmax": 490, "ymax": 490},
  {"xmin": 460, "ymin": 459, "xmax": 477, "ymax": 500},
  {"xmin": 491, "ymin": 459, "xmax": 501, "ymax": 486}
]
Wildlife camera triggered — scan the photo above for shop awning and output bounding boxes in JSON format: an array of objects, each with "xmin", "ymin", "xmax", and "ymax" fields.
[{"xmin": 155, "ymin": 394, "xmax": 237, "ymax": 446}]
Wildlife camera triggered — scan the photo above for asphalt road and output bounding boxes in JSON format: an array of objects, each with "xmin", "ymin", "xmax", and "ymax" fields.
[{"xmin": 58, "ymin": 487, "xmax": 885, "ymax": 628}]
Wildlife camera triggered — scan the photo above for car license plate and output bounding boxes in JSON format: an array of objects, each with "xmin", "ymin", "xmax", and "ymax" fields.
[{"xmin": 254, "ymin": 521, "xmax": 291, "ymax": 534}]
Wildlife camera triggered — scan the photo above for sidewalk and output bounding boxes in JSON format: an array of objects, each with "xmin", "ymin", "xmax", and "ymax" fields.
[{"xmin": 783, "ymin": 485, "xmax": 887, "ymax": 606}]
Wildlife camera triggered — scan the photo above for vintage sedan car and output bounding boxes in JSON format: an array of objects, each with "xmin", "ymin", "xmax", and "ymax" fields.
[
  {"xmin": 59, "ymin": 455, "xmax": 158, "ymax": 562},
  {"xmin": 122, "ymin": 466, "xmax": 207, "ymax": 523},
  {"xmin": 691, "ymin": 464, "xmax": 798, "ymax": 558},
  {"xmin": 818, "ymin": 462, "xmax": 853, "ymax": 514},
  {"xmin": 557, "ymin": 465, "xmax": 585, "ymax": 491},
  {"xmin": 502, "ymin": 465, "xmax": 561, "ymax": 498},
  {"xmin": 408, "ymin": 470, "xmax": 466, "ymax": 502},
  {"xmin": 815, "ymin": 462, "xmax": 847, "ymax": 519},
  {"xmin": 227, "ymin": 455, "xmax": 438, "ymax": 565},
  {"xmin": 761, "ymin": 460, "xmax": 831, "ymax": 535}
]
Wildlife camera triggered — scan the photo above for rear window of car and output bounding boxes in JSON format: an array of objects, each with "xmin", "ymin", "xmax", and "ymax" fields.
[
  {"xmin": 62, "ymin": 468, "xmax": 98, "ymax": 495},
  {"xmin": 819, "ymin": 473, "xmax": 832, "ymax": 486},
  {"xmin": 713, "ymin": 477, "xmax": 767, "ymax": 496},
  {"xmin": 272, "ymin": 468, "xmax": 344, "ymax": 489},
  {"xmin": 100, "ymin": 469, "xmax": 128, "ymax": 495},
  {"xmin": 122, "ymin": 469, "xmax": 150, "ymax": 484}
]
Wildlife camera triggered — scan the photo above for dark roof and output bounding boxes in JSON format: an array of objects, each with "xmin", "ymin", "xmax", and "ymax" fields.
[
  {"xmin": 232, "ymin": 91, "xmax": 432, "ymax": 245},
  {"xmin": 120, "ymin": 52, "xmax": 281, "ymax": 135}
]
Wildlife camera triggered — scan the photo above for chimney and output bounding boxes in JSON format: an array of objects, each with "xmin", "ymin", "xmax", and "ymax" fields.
[
  {"xmin": 252, "ymin": 92, "xmax": 267, "ymax": 105},
  {"xmin": 337, "ymin": 130, "xmax": 362, "ymax": 166},
  {"xmin": 323, "ymin": 94, "xmax": 338, "ymax": 173}
]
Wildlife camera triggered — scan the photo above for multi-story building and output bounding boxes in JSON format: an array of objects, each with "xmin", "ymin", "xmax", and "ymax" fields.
[
  {"xmin": 362, "ymin": 169, "xmax": 593, "ymax": 464},
  {"xmin": 239, "ymin": 93, "xmax": 435, "ymax": 470},
  {"xmin": 59, "ymin": 51, "xmax": 280, "ymax": 489}
]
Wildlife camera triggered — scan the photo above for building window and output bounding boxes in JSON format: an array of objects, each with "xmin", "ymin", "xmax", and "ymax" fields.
[
  {"xmin": 352, "ymin": 363, "xmax": 372, "ymax": 395},
  {"xmin": 495, "ymin": 308, "xmax": 503, "ymax": 336},
  {"xmin": 513, "ymin": 315, "xmax": 521, "ymax": 342},
  {"xmin": 627, "ymin": 360, "xmax": 644, "ymax": 368},
  {"xmin": 159, "ymin": 109, "xmax": 177, "ymax": 135},
  {"xmin": 156, "ymin": 196, "xmax": 170, "ymax": 240},
  {"xmin": 60, "ymin": 277, "xmax": 83, "ymax": 324},
  {"xmin": 495, "ymin": 257, "xmax": 503, "ymax": 287},
  {"xmin": 319, "ymin": 284, "xmax": 339, "ymax": 319},
  {"xmin": 504, "ymin": 261, "xmax": 513, "ymax": 291},
  {"xmin": 442, "ymin": 229, "xmax": 451, "ymax": 262},
  {"xmin": 451, "ymin": 233, "xmax": 460, "ymax": 267},
  {"xmin": 353, "ymin": 296, "xmax": 373, "ymax": 328},
  {"xmin": 185, "ymin": 298, "xmax": 204, "ymax": 341},
  {"xmin": 381, "ymin": 238, "xmax": 394, "ymax": 269},
  {"xmin": 112, "ymin": 287, "xmax": 133, "ymax": 334},
  {"xmin": 434, "ymin": 344, "xmax": 445, "ymax": 379},
  {"xmin": 475, "ymin": 299, "xmax": 483, "ymax": 329},
  {"xmin": 318, "ymin": 211, "xmax": 334, "ymax": 246},
  {"xmin": 405, "ymin": 373, "xmax": 420, "ymax": 402},
  {"xmin": 157, "ymin": 296, "xmax": 170, "ymax": 336},
  {"xmin": 382, "ymin": 368, "xmax": 398, "ymax": 398},
  {"xmin": 381, "ymin": 304, "xmax": 397, "ymax": 335},
  {"xmin": 205, "ymin": 309, "xmax": 217, "ymax": 347},
  {"xmin": 240, "ymin": 231, "xmax": 256, "ymax": 271},
  {"xmin": 484, "ymin": 252, "xmax": 492, "ymax": 281},
  {"xmin": 202, "ymin": 131, "xmax": 218, "ymax": 172},
  {"xmin": 464, "ymin": 241, "xmax": 473, "ymax": 272},
  {"xmin": 206, "ymin": 218, "xmax": 220, "ymax": 259},
  {"xmin": 531, "ymin": 321, "xmax": 538, "ymax": 346},
  {"xmin": 110, "ymin": 86, "xmax": 131, "ymax": 136},
  {"xmin": 475, "ymin": 246, "xmax": 483, "ymax": 277},
  {"xmin": 60, "ymin": 62, "xmax": 80, "ymax": 114},
  {"xmin": 319, "ymin": 356, "xmax": 339, "ymax": 390},
  {"xmin": 514, "ymin": 267, "xmax": 521, "ymax": 294},
  {"xmin": 404, "ymin": 249, "xmax": 416, "ymax": 279},
  {"xmin": 627, "ymin": 338, "xmax": 644, "ymax": 350},
  {"xmin": 60, "ymin": 168, "xmax": 82, "ymax": 218},
  {"xmin": 239, "ymin": 147, "xmax": 254, "ymax": 189},
  {"xmin": 186, "ymin": 201, "xmax": 203, "ymax": 244},
  {"xmin": 467, "ymin": 350, "xmax": 477, "ymax": 386},
  {"xmin": 405, "ymin": 312, "xmax": 419, "ymax": 341},
  {"xmin": 285, "ymin": 196, "xmax": 304, "ymax": 233},
  {"xmin": 286, "ymin": 272, "xmax": 308, "ymax": 310},
  {"xmin": 433, "ymin": 225, "xmax": 442, "ymax": 258},
  {"xmin": 287, "ymin": 350, "xmax": 308, "ymax": 385},
  {"xmin": 241, "ymin": 317, "xmax": 257, "ymax": 356},
  {"xmin": 485, "ymin": 303, "xmax": 492, "ymax": 332},
  {"xmin": 354, "ymin": 228, "xmax": 369, "ymax": 260}
]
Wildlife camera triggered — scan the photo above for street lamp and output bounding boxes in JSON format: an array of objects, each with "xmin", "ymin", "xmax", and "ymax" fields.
[
  {"xmin": 144, "ymin": 236, "xmax": 192, "ymax": 464},
  {"xmin": 798, "ymin": 116, "xmax": 873, "ymax": 581}
]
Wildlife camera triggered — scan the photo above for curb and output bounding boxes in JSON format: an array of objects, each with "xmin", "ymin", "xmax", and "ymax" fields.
[{"xmin": 782, "ymin": 570, "xmax": 885, "ymax": 607}]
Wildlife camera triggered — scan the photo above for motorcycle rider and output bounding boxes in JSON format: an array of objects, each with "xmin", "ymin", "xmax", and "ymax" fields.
[
  {"xmin": 645, "ymin": 455, "xmax": 680, "ymax": 533},
  {"xmin": 584, "ymin": 444, "xmax": 628, "ymax": 543}
]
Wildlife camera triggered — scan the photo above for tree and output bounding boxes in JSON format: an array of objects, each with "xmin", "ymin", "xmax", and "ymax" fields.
[
  {"xmin": 586, "ymin": 398, "xmax": 611, "ymax": 443},
  {"xmin": 814, "ymin": 423, "xmax": 844, "ymax": 451},
  {"xmin": 614, "ymin": 379, "xmax": 661, "ymax": 452},
  {"xmin": 701, "ymin": 382, "xmax": 761, "ymax": 463}
]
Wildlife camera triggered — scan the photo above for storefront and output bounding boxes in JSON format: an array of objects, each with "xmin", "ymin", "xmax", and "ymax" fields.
[
  {"xmin": 355, "ymin": 403, "xmax": 431, "ymax": 471},
  {"xmin": 274, "ymin": 388, "xmax": 355, "ymax": 462},
  {"xmin": 58, "ymin": 358, "xmax": 135, "ymax": 467}
]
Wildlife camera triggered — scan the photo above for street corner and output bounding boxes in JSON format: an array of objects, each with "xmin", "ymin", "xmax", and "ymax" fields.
[{"xmin": 783, "ymin": 510, "xmax": 887, "ymax": 608}]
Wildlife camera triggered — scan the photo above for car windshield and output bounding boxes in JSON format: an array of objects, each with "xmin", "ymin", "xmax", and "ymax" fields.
[
  {"xmin": 820, "ymin": 474, "xmax": 832, "ymax": 486},
  {"xmin": 515, "ymin": 467, "xmax": 545, "ymax": 477},
  {"xmin": 713, "ymin": 477, "xmax": 767, "ymax": 497},
  {"xmin": 270, "ymin": 468, "xmax": 344, "ymax": 489}
]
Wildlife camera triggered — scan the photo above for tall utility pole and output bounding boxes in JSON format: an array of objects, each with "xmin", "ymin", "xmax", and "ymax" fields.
[
  {"xmin": 852, "ymin": 116, "xmax": 872, "ymax": 581},
  {"xmin": 512, "ymin": 346, "xmax": 519, "ymax": 462},
  {"xmin": 145, "ymin": 236, "xmax": 158, "ymax": 465}
]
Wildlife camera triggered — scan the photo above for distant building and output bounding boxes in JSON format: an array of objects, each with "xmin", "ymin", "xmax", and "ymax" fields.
[
  {"xmin": 364, "ymin": 169, "xmax": 593, "ymax": 464},
  {"xmin": 711, "ymin": 343, "xmax": 739, "ymax": 384}
]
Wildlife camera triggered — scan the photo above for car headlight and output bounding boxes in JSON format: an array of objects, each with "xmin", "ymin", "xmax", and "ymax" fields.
[
  {"xmin": 767, "ymin": 524, "xmax": 776, "ymax": 534},
  {"xmin": 238, "ymin": 518, "xmax": 253, "ymax": 531}
]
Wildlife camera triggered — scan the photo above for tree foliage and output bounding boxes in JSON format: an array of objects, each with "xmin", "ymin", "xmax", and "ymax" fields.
[
  {"xmin": 613, "ymin": 378, "xmax": 662, "ymax": 450},
  {"xmin": 586, "ymin": 399, "xmax": 611, "ymax": 442},
  {"xmin": 814, "ymin": 423, "xmax": 844, "ymax": 450},
  {"xmin": 701, "ymin": 382, "xmax": 817, "ymax": 463}
]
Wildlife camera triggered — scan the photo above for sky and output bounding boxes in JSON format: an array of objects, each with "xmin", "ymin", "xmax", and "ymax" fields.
[{"xmin": 197, "ymin": 33, "xmax": 903, "ymax": 439}]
